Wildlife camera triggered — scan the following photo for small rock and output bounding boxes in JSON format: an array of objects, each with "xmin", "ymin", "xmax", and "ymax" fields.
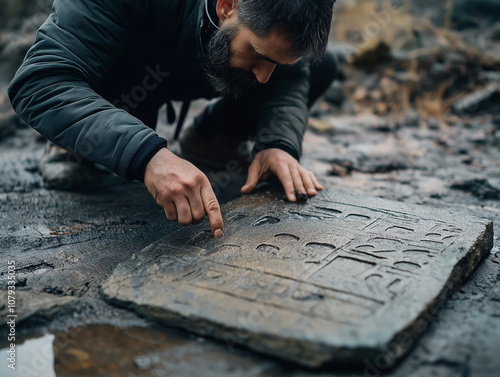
[
  {"xmin": 489, "ymin": 281, "xmax": 500, "ymax": 302},
  {"xmin": 374, "ymin": 102, "xmax": 388, "ymax": 116},
  {"xmin": 369, "ymin": 89, "xmax": 383, "ymax": 101},
  {"xmin": 400, "ymin": 110, "xmax": 420, "ymax": 128},
  {"xmin": 493, "ymin": 115, "xmax": 500, "ymax": 128},
  {"xmin": 308, "ymin": 119, "xmax": 333, "ymax": 135},
  {"xmin": 352, "ymin": 86, "xmax": 368, "ymax": 102},
  {"xmin": 39, "ymin": 142, "xmax": 102, "ymax": 190},
  {"xmin": 379, "ymin": 77, "xmax": 399, "ymax": 98},
  {"xmin": 490, "ymin": 22, "xmax": 500, "ymax": 41},
  {"xmin": 452, "ymin": 83, "xmax": 500, "ymax": 115},
  {"xmin": 328, "ymin": 160, "xmax": 353, "ymax": 177},
  {"xmin": 470, "ymin": 130, "xmax": 489, "ymax": 145},
  {"xmin": 355, "ymin": 154, "xmax": 412, "ymax": 174},
  {"xmin": 294, "ymin": 189, "xmax": 308, "ymax": 203},
  {"xmin": 454, "ymin": 14, "xmax": 480, "ymax": 30},
  {"xmin": 430, "ymin": 62, "xmax": 448, "ymax": 78},
  {"xmin": 0, "ymin": 289, "xmax": 78, "ymax": 328},
  {"xmin": 0, "ymin": 110, "xmax": 20, "ymax": 139},
  {"xmin": 351, "ymin": 41, "xmax": 391, "ymax": 69},
  {"xmin": 451, "ymin": 179, "xmax": 500, "ymax": 200},
  {"xmin": 446, "ymin": 52, "xmax": 468, "ymax": 65},
  {"xmin": 461, "ymin": 156, "xmax": 474, "ymax": 165}
]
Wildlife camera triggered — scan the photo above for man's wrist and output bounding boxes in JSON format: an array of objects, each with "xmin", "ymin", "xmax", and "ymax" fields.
[
  {"xmin": 128, "ymin": 136, "xmax": 168, "ymax": 182},
  {"xmin": 253, "ymin": 140, "xmax": 300, "ymax": 161}
]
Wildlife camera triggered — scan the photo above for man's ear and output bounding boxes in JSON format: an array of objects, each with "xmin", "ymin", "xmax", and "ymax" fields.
[{"xmin": 216, "ymin": 0, "xmax": 238, "ymax": 23}]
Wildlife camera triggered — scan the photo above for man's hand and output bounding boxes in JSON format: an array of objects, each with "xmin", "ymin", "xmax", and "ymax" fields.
[
  {"xmin": 241, "ymin": 148, "xmax": 323, "ymax": 202},
  {"xmin": 144, "ymin": 148, "xmax": 224, "ymax": 237}
]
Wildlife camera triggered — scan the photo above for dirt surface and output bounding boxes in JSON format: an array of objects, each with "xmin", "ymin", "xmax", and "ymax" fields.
[{"xmin": 1, "ymin": 101, "xmax": 500, "ymax": 376}]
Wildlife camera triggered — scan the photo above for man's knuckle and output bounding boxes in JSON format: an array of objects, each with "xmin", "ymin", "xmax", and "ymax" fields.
[
  {"xmin": 193, "ymin": 211, "xmax": 206, "ymax": 222},
  {"xmin": 178, "ymin": 219, "xmax": 191, "ymax": 227},
  {"xmin": 170, "ymin": 185, "xmax": 184, "ymax": 196},
  {"xmin": 193, "ymin": 171, "xmax": 206, "ymax": 182},
  {"xmin": 205, "ymin": 199, "xmax": 220, "ymax": 212},
  {"xmin": 156, "ymin": 189, "xmax": 170, "ymax": 203},
  {"xmin": 164, "ymin": 210, "xmax": 177, "ymax": 221},
  {"xmin": 183, "ymin": 179, "xmax": 197, "ymax": 190}
]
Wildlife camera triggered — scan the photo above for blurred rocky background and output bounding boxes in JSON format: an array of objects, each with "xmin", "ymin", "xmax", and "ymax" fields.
[
  {"xmin": 0, "ymin": 0, "xmax": 52, "ymax": 137},
  {"xmin": 319, "ymin": 0, "xmax": 500, "ymax": 126}
]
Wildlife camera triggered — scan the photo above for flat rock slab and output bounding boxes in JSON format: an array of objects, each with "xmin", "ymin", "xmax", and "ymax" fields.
[{"xmin": 101, "ymin": 189, "xmax": 493, "ymax": 368}]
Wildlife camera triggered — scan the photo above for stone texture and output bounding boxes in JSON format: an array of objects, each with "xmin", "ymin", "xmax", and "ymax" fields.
[
  {"xmin": 101, "ymin": 189, "xmax": 493, "ymax": 368},
  {"xmin": 489, "ymin": 281, "xmax": 500, "ymax": 302},
  {"xmin": 0, "ymin": 289, "xmax": 78, "ymax": 327}
]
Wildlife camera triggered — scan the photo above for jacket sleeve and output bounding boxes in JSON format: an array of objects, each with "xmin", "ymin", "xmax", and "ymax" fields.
[
  {"xmin": 7, "ymin": 0, "xmax": 162, "ymax": 179},
  {"xmin": 251, "ymin": 59, "xmax": 311, "ymax": 160}
]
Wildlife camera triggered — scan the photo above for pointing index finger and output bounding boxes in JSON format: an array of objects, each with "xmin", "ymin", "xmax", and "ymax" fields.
[{"xmin": 200, "ymin": 184, "xmax": 224, "ymax": 237}]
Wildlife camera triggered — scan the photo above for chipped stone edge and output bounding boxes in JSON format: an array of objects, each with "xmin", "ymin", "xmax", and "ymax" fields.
[
  {"xmin": 375, "ymin": 220, "xmax": 494, "ymax": 369},
  {"xmin": 0, "ymin": 290, "xmax": 80, "ymax": 330}
]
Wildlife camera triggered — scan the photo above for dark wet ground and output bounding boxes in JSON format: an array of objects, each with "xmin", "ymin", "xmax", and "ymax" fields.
[{"xmin": 1, "ymin": 100, "xmax": 500, "ymax": 376}]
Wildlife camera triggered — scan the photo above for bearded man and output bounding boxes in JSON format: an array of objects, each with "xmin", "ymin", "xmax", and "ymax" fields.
[{"xmin": 8, "ymin": 0, "xmax": 338, "ymax": 238}]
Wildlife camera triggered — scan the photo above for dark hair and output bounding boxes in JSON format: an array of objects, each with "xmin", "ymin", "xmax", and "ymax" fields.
[{"xmin": 237, "ymin": 0, "xmax": 336, "ymax": 61}]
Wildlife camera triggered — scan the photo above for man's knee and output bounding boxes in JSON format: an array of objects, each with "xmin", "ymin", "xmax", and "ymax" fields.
[
  {"xmin": 308, "ymin": 50, "xmax": 339, "ymax": 107},
  {"xmin": 313, "ymin": 50, "xmax": 338, "ymax": 83}
]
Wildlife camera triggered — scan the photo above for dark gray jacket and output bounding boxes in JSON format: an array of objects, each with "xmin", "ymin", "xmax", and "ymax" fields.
[{"xmin": 8, "ymin": 0, "xmax": 310, "ymax": 180}]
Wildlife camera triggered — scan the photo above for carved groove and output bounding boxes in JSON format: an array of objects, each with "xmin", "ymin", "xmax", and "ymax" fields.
[
  {"xmin": 385, "ymin": 226, "xmax": 415, "ymax": 232},
  {"xmin": 346, "ymin": 214, "xmax": 371, "ymax": 220},
  {"xmin": 256, "ymin": 244, "xmax": 280, "ymax": 254},
  {"xmin": 394, "ymin": 261, "xmax": 421, "ymax": 272},
  {"xmin": 275, "ymin": 233, "xmax": 300, "ymax": 241},
  {"xmin": 253, "ymin": 216, "xmax": 280, "ymax": 226},
  {"xmin": 314, "ymin": 206, "xmax": 342, "ymax": 215},
  {"xmin": 306, "ymin": 242, "xmax": 336, "ymax": 250}
]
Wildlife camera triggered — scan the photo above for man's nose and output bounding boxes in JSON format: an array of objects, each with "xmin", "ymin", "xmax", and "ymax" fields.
[{"xmin": 252, "ymin": 61, "xmax": 276, "ymax": 84}]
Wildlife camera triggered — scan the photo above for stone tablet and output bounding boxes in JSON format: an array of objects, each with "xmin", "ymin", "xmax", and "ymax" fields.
[{"xmin": 101, "ymin": 189, "xmax": 493, "ymax": 368}]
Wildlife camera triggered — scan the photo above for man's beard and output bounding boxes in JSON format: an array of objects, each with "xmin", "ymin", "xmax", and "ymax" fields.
[{"xmin": 205, "ymin": 25, "xmax": 259, "ymax": 99}]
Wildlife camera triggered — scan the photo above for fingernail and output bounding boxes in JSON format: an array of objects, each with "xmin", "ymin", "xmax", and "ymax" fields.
[
  {"xmin": 288, "ymin": 194, "xmax": 295, "ymax": 202},
  {"xmin": 214, "ymin": 229, "xmax": 223, "ymax": 238}
]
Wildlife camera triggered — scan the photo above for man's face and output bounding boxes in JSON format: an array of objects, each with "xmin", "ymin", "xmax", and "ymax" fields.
[{"xmin": 205, "ymin": 18, "xmax": 300, "ymax": 98}]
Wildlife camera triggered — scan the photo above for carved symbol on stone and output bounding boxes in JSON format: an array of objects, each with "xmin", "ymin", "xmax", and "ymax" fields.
[
  {"xmin": 393, "ymin": 261, "xmax": 421, "ymax": 272},
  {"xmin": 291, "ymin": 284, "xmax": 325, "ymax": 301},
  {"xmin": 385, "ymin": 225, "xmax": 415, "ymax": 233},
  {"xmin": 256, "ymin": 244, "xmax": 280, "ymax": 255},
  {"xmin": 187, "ymin": 230, "xmax": 212, "ymax": 246},
  {"xmin": 203, "ymin": 244, "xmax": 241, "ymax": 256},
  {"xmin": 253, "ymin": 216, "xmax": 280, "ymax": 226},
  {"xmin": 229, "ymin": 214, "xmax": 246, "ymax": 221},
  {"xmin": 275, "ymin": 233, "xmax": 300, "ymax": 241},
  {"xmin": 346, "ymin": 214, "xmax": 371, "ymax": 220}
]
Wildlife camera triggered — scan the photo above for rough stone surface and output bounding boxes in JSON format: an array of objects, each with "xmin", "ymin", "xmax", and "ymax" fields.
[
  {"xmin": 489, "ymin": 280, "xmax": 500, "ymax": 302},
  {"xmin": 101, "ymin": 189, "xmax": 493, "ymax": 368},
  {"xmin": 0, "ymin": 289, "xmax": 78, "ymax": 328}
]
